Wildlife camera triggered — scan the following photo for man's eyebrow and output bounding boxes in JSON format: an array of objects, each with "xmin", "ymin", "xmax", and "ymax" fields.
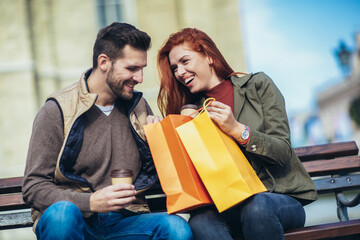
[{"xmin": 127, "ymin": 63, "xmax": 147, "ymax": 68}]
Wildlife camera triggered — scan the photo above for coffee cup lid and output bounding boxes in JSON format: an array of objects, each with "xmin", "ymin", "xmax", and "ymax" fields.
[{"xmin": 180, "ymin": 104, "xmax": 199, "ymax": 111}]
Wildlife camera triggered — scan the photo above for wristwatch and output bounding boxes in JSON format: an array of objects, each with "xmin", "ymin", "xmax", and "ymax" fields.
[{"xmin": 236, "ymin": 125, "xmax": 250, "ymax": 145}]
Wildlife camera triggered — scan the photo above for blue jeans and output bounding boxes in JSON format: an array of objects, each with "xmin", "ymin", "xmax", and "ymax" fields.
[
  {"xmin": 188, "ymin": 192, "xmax": 305, "ymax": 240},
  {"xmin": 35, "ymin": 201, "xmax": 193, "ymax": 240}
]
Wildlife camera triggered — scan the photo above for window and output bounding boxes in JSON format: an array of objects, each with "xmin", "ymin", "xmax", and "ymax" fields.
[{"xmin": 96, "ymin": 0, "xmax": 137, "ymax": 28}]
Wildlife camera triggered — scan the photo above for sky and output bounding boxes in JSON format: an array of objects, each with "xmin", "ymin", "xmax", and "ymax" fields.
[{"xmin": 239, "ymin": 0, "xmax": 360, "ymax": 117}]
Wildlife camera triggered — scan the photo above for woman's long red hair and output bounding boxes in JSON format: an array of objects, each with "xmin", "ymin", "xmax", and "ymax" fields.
[{"xmin": 157, "ymin": 28, "xmax": 235, "ymax": 116}]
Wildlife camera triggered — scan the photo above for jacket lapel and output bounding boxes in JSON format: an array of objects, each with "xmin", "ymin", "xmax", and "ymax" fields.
[{"xmin": 231, "ymin": 74, "xmax": 253, "ymax": 120}]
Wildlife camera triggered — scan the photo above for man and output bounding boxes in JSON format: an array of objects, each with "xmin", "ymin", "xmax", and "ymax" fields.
[{"xmin": 22, "ymin": 22, "xmax": 192, "ymax": 240}]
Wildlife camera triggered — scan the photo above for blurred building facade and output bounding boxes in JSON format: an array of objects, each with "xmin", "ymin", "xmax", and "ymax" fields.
[
  {"xmin": 0, "ymin": 0, "xmax": 246, "ymax": 180},
  {"xmin": 317, "ymin": 33, "xmax": 360, "ymax": 146},
  {"xmin": 290, "ymin": 33, "xmax": 360, "ymax": 148},
  {"xmin": 290, "ymin": 33, "xmax": 360, "ymax": 228}
]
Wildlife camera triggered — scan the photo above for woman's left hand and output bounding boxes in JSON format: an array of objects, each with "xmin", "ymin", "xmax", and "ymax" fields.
[{"xmin": 207, "ymin": 101, "xmax": 244, "ymax": 140}]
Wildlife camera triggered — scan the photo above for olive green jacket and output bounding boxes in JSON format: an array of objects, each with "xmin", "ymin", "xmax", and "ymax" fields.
[{"xmin": 204, "ymin": 72, "xmax": 317, "ymax": 203}]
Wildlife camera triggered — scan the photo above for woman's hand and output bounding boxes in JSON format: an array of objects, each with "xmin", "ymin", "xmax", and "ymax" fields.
[{"xmin": 207, "ymin": 101, "xmax": 245, "ymax": 140}]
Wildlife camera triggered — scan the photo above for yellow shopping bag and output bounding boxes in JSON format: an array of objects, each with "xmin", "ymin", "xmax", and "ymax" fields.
[{"xmin": 176, "ymin": 98, "xmax": 267, "ymax": 212}]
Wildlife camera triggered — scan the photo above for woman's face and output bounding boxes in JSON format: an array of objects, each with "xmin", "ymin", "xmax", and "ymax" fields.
[{"xmin": 168, "ymin": 43, "xmax": 220, "ymax": 93}]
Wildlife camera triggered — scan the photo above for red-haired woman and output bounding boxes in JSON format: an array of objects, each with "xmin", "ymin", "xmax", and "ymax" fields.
[{"xmin": 157, "ymin": 28, "xmax": 317, "ymax": 240}]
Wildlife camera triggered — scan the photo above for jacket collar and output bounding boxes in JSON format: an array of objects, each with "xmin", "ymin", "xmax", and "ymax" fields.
[
  {"xmin": 79, "ymin": 69, "xmax": 98, "ymax": 111},
  {"xmin": 231, "ymin": 73, "xmax": 253, "ymax": 120}
]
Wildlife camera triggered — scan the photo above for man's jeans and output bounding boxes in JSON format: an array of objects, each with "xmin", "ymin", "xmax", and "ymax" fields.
[
  {"xmin": 35, "ymin": 201, "xmax": 193, "ymax": 240},
  {"xmin": 189, "ymin": 192, "xmax": 306, "ymax": 240}
]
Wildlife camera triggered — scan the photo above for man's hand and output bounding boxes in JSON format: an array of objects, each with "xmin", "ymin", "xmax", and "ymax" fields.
[
  {"xmin": 146, "ymin": 115, "xmax": 162, "ymax": 125},
  {"xmin": 89, "ymin": 184, "xmax": 136, "ymax": 213}
]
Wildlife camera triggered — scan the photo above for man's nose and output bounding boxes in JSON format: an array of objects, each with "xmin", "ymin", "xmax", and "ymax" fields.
[{"xmin": 133, "ymin": 70, "xmax": 143, "ymax": 83}]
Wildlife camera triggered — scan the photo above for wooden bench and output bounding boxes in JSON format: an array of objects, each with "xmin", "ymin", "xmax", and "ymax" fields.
[
  {"xmin": 284, "ymin": 141, "xmax": 360, "ymax": 240},
  {"xmin": 1, "ymin": 141, "xmax": 360, "ymax": 240}
]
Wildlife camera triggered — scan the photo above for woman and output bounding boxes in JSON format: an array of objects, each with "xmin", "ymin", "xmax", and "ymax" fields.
[{"xmin": 157, "ymin": 28, "xmax": 317, "ymax": 240}]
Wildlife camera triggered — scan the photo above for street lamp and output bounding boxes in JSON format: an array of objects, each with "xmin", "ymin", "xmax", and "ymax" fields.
[{"xmin": 335, "ymin": 41, "xmax": 352, "ymax": 75}]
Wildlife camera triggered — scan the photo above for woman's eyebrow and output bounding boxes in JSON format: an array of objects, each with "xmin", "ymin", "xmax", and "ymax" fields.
[
  {"xmin": 170, "ymin": 54, "xmax": 190, "ymax": 69},
  {"xmin": 176, "ymin": 55, "xmax": 189, "ymax": 63}
]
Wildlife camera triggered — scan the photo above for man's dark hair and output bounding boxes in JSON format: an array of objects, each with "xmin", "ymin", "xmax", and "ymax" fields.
[{"xmin": 92, "ymin": 22, "xmax": 151, "ymax": 68}]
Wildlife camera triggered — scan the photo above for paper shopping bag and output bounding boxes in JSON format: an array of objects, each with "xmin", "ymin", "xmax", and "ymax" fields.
[
  {"xmin": 176, "ymin": 102, "xmax": 267, "ymax": 212},
  {"xmin": 144, "ymin": 115, "xmax": 212, "ymax": 214}
]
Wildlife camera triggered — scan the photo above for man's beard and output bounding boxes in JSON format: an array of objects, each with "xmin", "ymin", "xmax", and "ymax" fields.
[{"xmin": 106, "ymin": 68, "xmax": 133, "ymax": 101}]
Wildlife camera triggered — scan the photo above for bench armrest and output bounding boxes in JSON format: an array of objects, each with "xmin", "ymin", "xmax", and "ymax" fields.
[
  {"xmin": 337, "ymin": 192, "xmax": 360, "ymax": 208},
  {"xmin": 336, "ymin": 191, "xmax": 360, "ymax": 221}
]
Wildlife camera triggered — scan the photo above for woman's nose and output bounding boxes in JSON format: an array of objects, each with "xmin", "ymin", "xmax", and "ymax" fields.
[{"xmin": 177, "ymin": 65, "xmax": 186, "ymax": 77}]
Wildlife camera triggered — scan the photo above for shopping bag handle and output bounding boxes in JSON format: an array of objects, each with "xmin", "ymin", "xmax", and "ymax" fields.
[{"xmin": 186, "ymin": 98, "xmax": 216, "ymax": 117}]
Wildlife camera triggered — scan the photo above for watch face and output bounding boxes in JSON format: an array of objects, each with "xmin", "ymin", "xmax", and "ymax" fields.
[{"xmin": 242, "ymin": 129, "xmax": 249, "ymax": 140}]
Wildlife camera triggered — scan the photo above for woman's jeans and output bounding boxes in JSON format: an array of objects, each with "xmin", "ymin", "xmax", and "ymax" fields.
[
  {"xmin": 35, "ymin": 201, "xmax": 192, "ymax": 240},
  {"xmin": 189, "ymin": 192, "xmax": 305, "ymax": 240}
]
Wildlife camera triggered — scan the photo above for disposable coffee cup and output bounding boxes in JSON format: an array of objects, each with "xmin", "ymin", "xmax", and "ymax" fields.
[
  {"xmin": 110, "ymin": 169, "xmax": 133, "ymax": 185},
  {"xmin": 180, "ymin": 104, "xmax": 199, "ymax": 118}
]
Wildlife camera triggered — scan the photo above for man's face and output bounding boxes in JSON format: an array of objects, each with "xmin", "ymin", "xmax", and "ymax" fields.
[{"xmin": 106, "ymin": 45, "xmax": 147, "ymax": 100}]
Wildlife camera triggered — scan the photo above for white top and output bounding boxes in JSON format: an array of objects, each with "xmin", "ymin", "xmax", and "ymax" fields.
[{"xmin": 95, "ymin": 104, "xmax": 115, "ymax": 116}]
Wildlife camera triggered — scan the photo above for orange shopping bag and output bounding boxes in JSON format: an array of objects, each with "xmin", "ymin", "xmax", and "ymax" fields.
[
  {"xmin": 176, "ymin": 98, "xmax": 267, "ymax": 212},
  {"xmin": 143, "ymin": 115, "xmax": 212, "ymax": 214}
]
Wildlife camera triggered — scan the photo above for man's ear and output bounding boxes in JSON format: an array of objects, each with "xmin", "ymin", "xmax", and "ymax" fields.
[{"xmin": 98, "ymin": 54, "xmax": 111, "ymax": 71}]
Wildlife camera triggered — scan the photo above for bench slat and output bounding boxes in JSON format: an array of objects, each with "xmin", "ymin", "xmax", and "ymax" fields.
[
  {"xmin": 0, "ymin": 193, "xmax": 28, "ymax": 211},
  {"xmin": 0, "ymin": 210, "xmax": 33, "ymax": 230},
  {"xmin": 303, "ymin": 156, "xmax": 360, "ymax": 177},
  {"xmin": 0, "ymin": 177, "xmax": 23, "ymax": 194},
  {"xmin": 294, "ymin": 141, "xmax": 359, "ymax": 162},
  {"xmin": 284, "ymin": 219, "xmax": 360, "ymax": 240}
]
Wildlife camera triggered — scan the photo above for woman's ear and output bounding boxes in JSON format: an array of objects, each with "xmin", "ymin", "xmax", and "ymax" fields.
[
  {"xmin": 207, "ymin": 56, "xmax": 213, "ymax": 65},
  {"xmin": 98, "ymin": 54, "xmax": 111, "ymax": 72}
]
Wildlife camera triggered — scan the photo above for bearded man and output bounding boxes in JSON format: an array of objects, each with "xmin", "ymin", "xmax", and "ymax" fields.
[{"xmin": 22, "ymin": 22, "xmax": 192, "ymax": 240}]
